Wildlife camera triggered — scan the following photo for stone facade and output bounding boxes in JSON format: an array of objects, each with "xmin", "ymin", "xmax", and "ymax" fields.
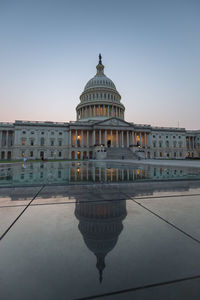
[{"xmin": 1, "ymin": 56, "xmax": 200, "ymax": 160}]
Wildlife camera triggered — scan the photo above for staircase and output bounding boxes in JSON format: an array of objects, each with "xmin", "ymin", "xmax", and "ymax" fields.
[{"xmin": 106, "ymin": 147, "xmax": 138, "ymax": 160}]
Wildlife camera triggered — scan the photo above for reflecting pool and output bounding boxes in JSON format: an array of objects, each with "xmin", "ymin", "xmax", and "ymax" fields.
[{"xmin": 1, "ymin": 161, "xmax": 200, "ymax": 187}]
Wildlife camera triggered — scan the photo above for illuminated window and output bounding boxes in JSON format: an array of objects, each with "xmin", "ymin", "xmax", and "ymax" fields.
[{"xmin": 21, "ymin": 138, "xmax": 26, "ymax": 146}]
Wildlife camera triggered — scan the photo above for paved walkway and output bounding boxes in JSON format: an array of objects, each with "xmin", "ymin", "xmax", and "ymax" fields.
[{"xmin": 1, "ymin": 181, "xmax": 200, "ymax": 299}]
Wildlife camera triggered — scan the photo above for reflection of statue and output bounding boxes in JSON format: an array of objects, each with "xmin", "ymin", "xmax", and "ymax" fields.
[
  {"xmin": 99, "ymin": 53, "xmax": 102, "ymax": 65},
  {"xmin": 75, "ymin": 200, "xmax": 127, "ymax": 283}
]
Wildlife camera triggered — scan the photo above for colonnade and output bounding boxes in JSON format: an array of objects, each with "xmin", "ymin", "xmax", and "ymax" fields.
[
  {"xmin": 186, "ymin": 136, "xmax": 197, "ymax": 150},
  {"xmin": 77, "ymin": 104, "xmax": 124, "ymax": 120},
  {"xmin": 0, "ymin": 130, "xmax": 14, "ymax": 147},
  {"xmin": 70, "ymin": 129, "xmax": 149, "ymax": 148}
]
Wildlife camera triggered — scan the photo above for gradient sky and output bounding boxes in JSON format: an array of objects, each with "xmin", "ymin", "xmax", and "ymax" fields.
[{"xmin": 0, "ymin": 0, "xmax": 200, "ymax": 129}]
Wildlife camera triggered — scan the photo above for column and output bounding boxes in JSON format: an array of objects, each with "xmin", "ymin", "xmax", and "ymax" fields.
[
  {"xmin": 98, "ymin": 105, "xmax": 100, "ymax": 116},
  {"xmin": 116, "ymin": 130, "xmax": 119, "ymax": 147},
  {"xmin": 127, "ymin": 131, "xmax": 129, "ymax": 147},
  {"xmin": 6, "ymin": 131, "xmax": 8, "ymax": 147},
  {"xmin": 144, "ymin": 133, "xmax": 146, "ymax": 148},
  {"xmin": 0, "ymin": 131, "xmax": 2, "ymax": 147},
  {"xmin": 75, "ymin": 130, "xmax": 77, "ymax": 147},
  {"xmin": 93, "ymin": 130, "xmax": 96, "ymax": 145},
  {"xmin": 192, "ymin": 137, "xmax": 194, "ymax": 149},
  {"xmin": 99, "ymin": 130, "xmax": 101, "ymax": 145},
  {"xmin": 81, "ymin": 130, "xmax": 83, "ymax": 147},
  {"xmin": 104, "ymin": 130, "xmax": 107, "ymax": 146},
  {"xmin": 140, "ymin": 132, "xmax": 142, "ymax": 147},
  {"xmin": 69, "ymin": 130, "xmax": 71, "ymax": 146},
  {"xmin": 111, "ymin": 130, "xmax": 113, "ymax": 147},
  {"xmin": 89, "ymin": 106, "xmax": 92, "ymax": 117},
  {"xmin": 87, "ymin": 130, "xmax": 89, "ymax": 147},
  {"xmin": 104, "ymin": 168, "xmax": 107, "ymax": 182},
  {"xmin": 103, "ymin": 105, "xmax": 105, "ymax": 117},
  {"xmin": 134, "ymin": 132, "xmax": 136, "ymax": 145},
  {"xmin": 121, "ymin": 131, "xmax": 124, "ymax": 147},
  {"xmin": 132, "ymin": 131, "xmax": 134, "ymax": 145},
  {"xmin": 107, "ymin": 106, "xmax": 109, "ymax": 117}
]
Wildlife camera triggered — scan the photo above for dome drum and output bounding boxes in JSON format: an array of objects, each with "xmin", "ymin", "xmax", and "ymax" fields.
[{"xmin": 76, "ymin": 102, "xmax": 125, "ymax": 121}]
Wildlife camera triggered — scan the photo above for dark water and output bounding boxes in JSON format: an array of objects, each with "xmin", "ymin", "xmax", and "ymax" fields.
[{"xmin": 0, "ymin": 161, "xmax": 200, "ymax": 187}]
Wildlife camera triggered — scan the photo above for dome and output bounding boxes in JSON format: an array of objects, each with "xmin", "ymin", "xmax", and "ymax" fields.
[
  {"xmin": 84, "ymin": 55, "xmax": 116, "ymax": 91},
  {"xmin": 76, "ymin": 54, "xmax": 125, "ymax": 121},
  {"xmin": 84, "ymin": 75, "xmax": 116, "ymax": 91}
]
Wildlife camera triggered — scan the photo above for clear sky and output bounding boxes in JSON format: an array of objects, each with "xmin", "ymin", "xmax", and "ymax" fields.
[{"xmin": 0, "ymin": 0, "xmax": 200, "ymax": 129}]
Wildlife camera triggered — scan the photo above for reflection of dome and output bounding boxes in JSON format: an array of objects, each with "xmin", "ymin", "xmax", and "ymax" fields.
[{"xmin": 75, "ymin": 201, "xmax": 127, "ymax": 282}]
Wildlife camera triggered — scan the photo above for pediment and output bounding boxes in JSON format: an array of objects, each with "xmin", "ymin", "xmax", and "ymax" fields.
[{"xmin": 94, "ymin": 118, "xmax": 133, "ymax": 128}]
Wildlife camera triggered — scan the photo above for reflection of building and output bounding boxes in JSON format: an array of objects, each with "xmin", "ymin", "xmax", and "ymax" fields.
[
  {"xmin": 1, "ymin": 54, "xmax": 200, "ymax": 160},
  {"xmin": 75, "ymin": 200, "xmax": 127, "ymax": 282},
  {"xmin": 1, "ymin": 161, "xmax": 197, "ymax": 186}
]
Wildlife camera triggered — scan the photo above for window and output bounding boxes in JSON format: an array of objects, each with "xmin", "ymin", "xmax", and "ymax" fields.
[
  {"xmin": 166, "ymin": 136, "xmax": 168, "ymax": 139},
  {"xmin": 51, "ymin": 151, "xmax": 54, "ymax": 157},
  {"xmin": 179, "ymin": 136, "xmax": 181, "ymax": 139},
  {"xmin": 41, "ymin": 132, "xmax": 44, "ymax": 135},
  {"xmin": 166, "ymin": 141, "xmax": 169, "ymax": 147},
  {"xmin": 173, "ymin": 141, "xmax": 176, "ymax": 148},
  {"xmin": 59, "ymin": 140, "xmax": 62, "ymax": 146},
  {"xmin": 22, "ymin": 131, "xmax": 26, "ymax": 134},
  {"xmin": 153, "ymin": 141, "xmax": 156, "ymax": 147},
  {"xmin": 173, "ymin": 136, "xmax": 175, "ymax": 139},
  {"xmin": 30, "ymin": 151, "xmax": 33, "ymax": 157},
  {"xmin": 40, "ymin": 138, "xmax": 45, "ymax": 146},
  {"xmin": 51, "ymin": 140, "xmax": 54, "ymax": 146},
  {"xmin": 59, "ymin": 132, "xmax": 62, "ymax": 135},
  {"xmin": 159, "ymin": 142, "xmax": 162, "ymax": 147},
  {"xmin": 51, "ymin": 132, "xmax": 54, "ymax": 135},
  {"xmin": 30, "ymin": 139, "xmax": 34, "ymax": 146},
  {"xmin": 59, "ymin": 151, "xmax": 62, "ymax": 157},
  {"xmin": 174, "ymin": 152, "xmax": 177, "ymax": 157},
  {"xmin": 160, "ymin": 152, "xmax": 162, "ymax": 157},
  {"xmin": 31, "ymin": 131, "xmax": 34, "ymax": 135},
  {"xmin": 153, "ymin": 135, "xmax": 155, "ymax": 138},
  {"xmin": 21, "ymin": 138, "xmax": 26, "ymax": 146},
  {"xmin": 180, "ymin": 152, "xmax": 182, "ymax": 157}
]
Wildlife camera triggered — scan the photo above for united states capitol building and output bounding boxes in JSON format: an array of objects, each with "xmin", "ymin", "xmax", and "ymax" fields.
[{"xmin": 1, "ymin": 55, "xmax": 200, "ymax": 161}]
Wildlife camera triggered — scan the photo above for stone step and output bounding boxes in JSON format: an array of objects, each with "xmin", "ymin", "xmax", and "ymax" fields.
[{"xmin": 106, "ymin": 147, "xmax": 138, "ymax": 160}]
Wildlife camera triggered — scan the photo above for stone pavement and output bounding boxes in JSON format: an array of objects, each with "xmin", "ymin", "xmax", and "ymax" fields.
[{"xmin": 1, "ymin": 181, "xmax": 200, "ymax": 299}]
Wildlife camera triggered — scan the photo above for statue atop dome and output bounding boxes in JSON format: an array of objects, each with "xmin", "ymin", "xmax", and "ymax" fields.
[{"xmin": 99, "ymin": 53, "xmax": 102, "ymax": 65}]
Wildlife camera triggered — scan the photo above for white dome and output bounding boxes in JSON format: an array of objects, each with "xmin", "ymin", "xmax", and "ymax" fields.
[{"xmin": 84, "ymin": 75, "xmax": 116, "ymax": 91}]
